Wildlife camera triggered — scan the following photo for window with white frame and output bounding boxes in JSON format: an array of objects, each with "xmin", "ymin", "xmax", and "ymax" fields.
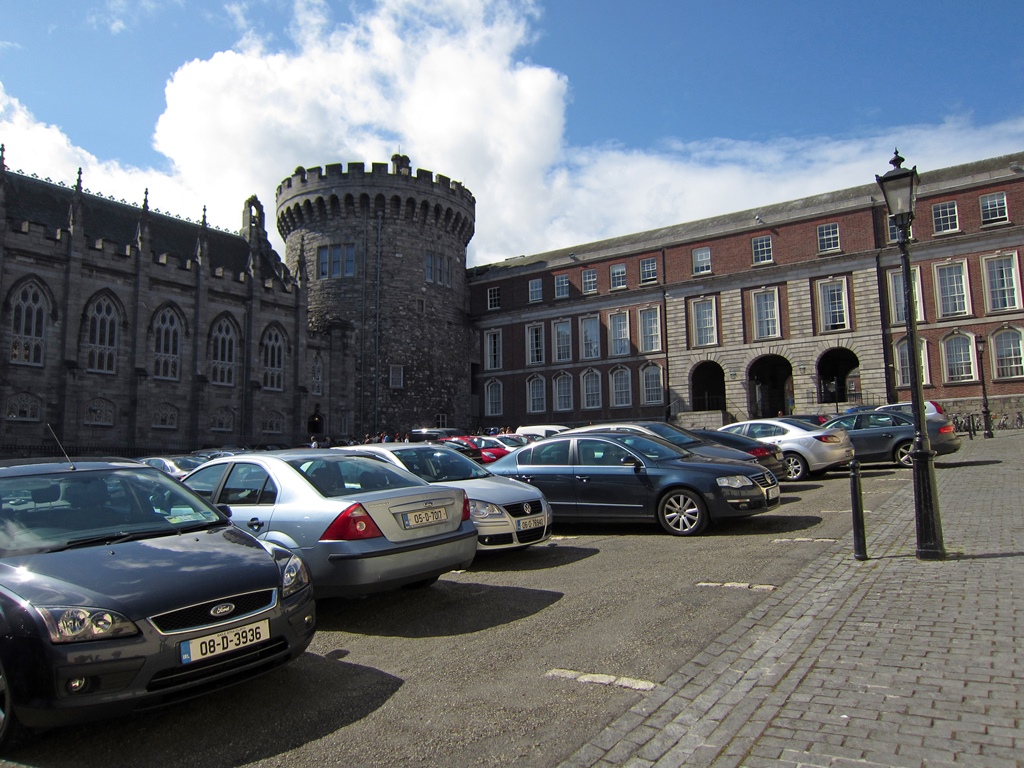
[
  {"xmin": 526, "ymin": 324, "xmax": 544, "ymax": 365},
  {"xmin": 895, "ymin": 337, "xmax": 931, "ymax": 387},
  {"xmin": 484, "ymin": 330, "xmax": 502, "ymax": 370},
  {"xmin": 487, "ymin": 286, "xmax": 500, "ymax": 310},
  {"xmin": 582, "ymin": 369, "xmax": 601, "ymax": 409},
  {"xmin": 980, "ymin": 192, "xmax": 1008, "ymax": 225},
  {"xmin": 994, "ymin": 328, "xmax": 1024, "ymax": 378},
  {"xmin": 389, "ymin": 365, "xmax": 404, "ymax": 388},
  {"xmin": 152, "ymin": 402, "xmax": 178, "ymax": 430},
  {"xmin": 610, "ymin": 312, "xmax": 630, "ymax": 356},
  {"xmin": 639, "ymin": 307, "xmax": 661, "ymax": 352},
  {"xmin": 485, "ymin": 380, "xmax": 503, "ymax": 417},
  {"xmin": 554, "ymin": 373, "xmax": 573, "ymax": 411},
  {"xmin": 261, "ymin": 326, "xmax": 285, "ymax": 391},
  {"xmin": 692, "ymin": 247, "xmax": 711, "ymax": 274},
  {"xmin": 527, "ymin": 376, "xmax": 546, "ymax": 413},
  {"xmin": 153, "ymin": 307, "xmax": 181, "ymax": 380},
  {"xmin": 85, "ymin": 296, "xmax": 119, "ymax": 373},
  {"xmin": 554, "ymin": 274, "xmax": 570, "ymax": 299},
  {"xmin": 10, "ymin": 281, "xmax": 47, "ymax": 366},
  {"xmin": 580, "ymin": 316, "xmax": 600, "ymax": 359},
  {"xmin": 935, "ymin": 261, "xmax": 970, "ymax": 318},
  {"xmin": 84, "ymin": 398, "xmax": 115, "ymax": 426},
  {"xmin": 691, "ymin": 298, "xmax": 717, "ymax": 347},
  {"xmin": 5, "ymin": 392, "xmax": 41, "ymax": 422},
  {"xmin": 817, "ymin": 223, "xmax": 840, "ymax": 253},
  {"xmin": 932, "ymin": 201, "xmax": 959, "ymax": 234},
  {"xmin": 311, "ymin": 354, "xmax": 323, "ymax": 396},
  {"xmin": 984, "ymin": 253, "xmax": 1020, "ymax": 312},
  {"xmin": 887, "ymin": 267, "xmax": 924, "ymax": 325},
  {"xmin": 641, "ymin": 364, "xmax": 663, "ymax": 404},
  {"xmin": 553, "ymin": 320, "xmax": 571, "ymax": 362},
  {"xmin": 610, "ymin": 263, "xmax": 627, "ymax": 289},
  {"xmin": 752, "ymin": 236, "xmax": 773, "ymax": 264},
  {"xmin": 611, "ymin": 367, "xmax": 632, "ymax": 407},
  {"xmin": 210, "ymin": 316, "xmax": 237, "ymax": 386},
  {"xmin": 943, "ymin": 335, "xmax": 974, "ymax": 382},
  {"xmin": 887, "ymin": 216, "xmax": 913, "ymax": 243},
  {"xmin": 817, "ymin": 278, "xmax": 849, "ymax": 331},
  {"xmin": 640, "ymin": 257, "xmax": 657, "ymax": 283},
  {"xmin": 582, "ymin": 269, "xmax": 598, "ymax": 294},
  {"xmin": 529, "ymin": 278, "xmax": 543, "ymax": 302},
  {"xmin": 752, "ymin": 289, "xmax": 779, "ymax": 339}
]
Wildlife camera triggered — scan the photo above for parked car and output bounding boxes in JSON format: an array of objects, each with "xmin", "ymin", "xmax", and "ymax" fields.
[
  {"xmin": 875, "ymin": 400, "xmax": 945, "ymax": 417},
  {"xmin": 0, "ymin": 457, "xmax": 316, "ymax": 751},
  {"xmin": 486, "ymin": 432, "xmax": 780, "ymax": 536},
  {"xmin": 138, "ymin": 454, "xmax": 208, "ymax": 479},
  {"xmin": 182, "ymin": 450, "xmax": 477, "ymax": 597},
  {"xmin": 688, "ymin": 428, "xmax": 786, "ymax": 478},
  {"xmin": 786, "ymin": 413, "xmax": 831, "ymax": 426},
  {"xmin": 559, "ymin": 422, "xmax": 769, "ymax": 469},
  {"xmin": 407, "ymin": 428, "xmax": 469, "ymax": 442},
  {"xmin": 514, "ymin": 425, "xmax": 568, "ymax": 440},
  {"xmin": 333, "ymin": 444, "xmax": 551, "ymax": 550},
  {"xmin": 822, "ymin": 411, "xmax": 961, "ymax": 466},
  {"xmin": 492, "ymin": 434, "xmax": 529, "ymax": 449},
  {"xmin": 719, "ymin": 418, "xmax": 855, "ymax": 481},
  {"xmin": 438, "ymin": 436, "xmax": 486, "ymax": 462}
]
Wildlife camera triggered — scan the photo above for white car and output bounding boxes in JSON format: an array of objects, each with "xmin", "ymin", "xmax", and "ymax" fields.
[
  {"xmin": 875, "ymin": 400, "xmax": 944, "ymax": 417},
  {"xmin": 719, "ymin": 418, "xmax": 855, "ymax": 481},
  {"xmin": 334, "ymin": 443, "xmax": 552, "ymax": 550}
]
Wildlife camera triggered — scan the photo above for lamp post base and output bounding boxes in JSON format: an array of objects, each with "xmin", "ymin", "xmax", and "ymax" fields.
[{"xmin": 911, "ymin": 446, "xmax": 945, "ymax": 560}]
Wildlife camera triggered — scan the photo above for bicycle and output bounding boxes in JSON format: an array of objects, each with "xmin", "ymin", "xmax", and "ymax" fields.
[{"xmin": 1016, "ymin": 411, "xmax": 1024, "ymax": 429}]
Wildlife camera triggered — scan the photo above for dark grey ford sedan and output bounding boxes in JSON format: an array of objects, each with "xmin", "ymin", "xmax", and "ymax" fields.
[{"xmin": 0, "ymin": 458, "xmax": 316, "ymax": 752}]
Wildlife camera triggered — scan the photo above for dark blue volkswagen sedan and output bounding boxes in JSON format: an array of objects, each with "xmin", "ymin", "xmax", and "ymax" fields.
[
  {"xmin": 0, "ymin": 458, "xmax": 316, "ymax": 752},
  {"xmin": 485, "ymin": 432, "xmax": 780, "ymax": 536}
]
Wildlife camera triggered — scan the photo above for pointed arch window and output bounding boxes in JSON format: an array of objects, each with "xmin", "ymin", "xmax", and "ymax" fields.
[
  {"xmin": 84, "ymin": 398, "xmax": 115, "ymax": 426},
  {"xmin": 152, "ymin": 403, "xmax": 179, "ymax": 430},
  {"xmin": 261, "ymin": 327, "xmax": 285, "ymax": 391},
  {"xmin": 6, "ymin": 393, "xmax": 42, "ymax": 422},
  {"xmin": 210, "ymin": 407, "xmax": 234, "ymax": 432},
  {"xmin": 211, "ymin": 317, "xmax": 237, "ymax": 386},
  {"xmin": 262, "ymin": 411, "xmax": 284, "ymax": 434},
  {"xmin": 311, "ymin": 354, "xmax": 324, "ymax": 396},
  {"xmin": 10, "ymin": 281, "xmax": 48, "ymax": 366},
  {"xmin": 153, "ymin": 307, "xmax": 181, "ymax": 380},
  {"xmin": 85, "ymin": 296, "xmax": 118, "ymax": 373}
]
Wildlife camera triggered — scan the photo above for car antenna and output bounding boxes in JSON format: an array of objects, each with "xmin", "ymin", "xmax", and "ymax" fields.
[{"xmin": 47, "ymin": 423, "xmax": 76, "ymax": 470}]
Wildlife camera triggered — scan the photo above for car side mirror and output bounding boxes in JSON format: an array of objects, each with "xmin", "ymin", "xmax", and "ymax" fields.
[
  {"xmin": 619, "ymin": 455, "xmax": 641, "ymax": 468},
  {"xmin": 217, "ymin": 503, "xmax": 233, "ymax": 518}
]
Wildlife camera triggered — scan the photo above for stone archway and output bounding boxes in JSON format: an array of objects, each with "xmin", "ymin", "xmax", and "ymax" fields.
[
  {"xmin": 691, "ymin": 361, "xmax": 726, "ymax": 412},
  {"xmin": 747, "ymin": 355, "xmax": 793, "ymax": 418},
  {"xmin": 816, "ymin": 348, "xmax": 860, "ymax": 407}
]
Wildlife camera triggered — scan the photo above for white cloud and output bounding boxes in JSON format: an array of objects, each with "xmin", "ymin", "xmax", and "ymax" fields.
[{"xmin": 4, "ymin": 1, "xmax": 1024, "ymax": 267}]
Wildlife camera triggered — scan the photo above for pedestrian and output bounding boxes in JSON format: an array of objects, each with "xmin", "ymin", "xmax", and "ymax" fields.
[{"xmin": 310, "ymin": 435, "xmax": 320, "ymax": 449}]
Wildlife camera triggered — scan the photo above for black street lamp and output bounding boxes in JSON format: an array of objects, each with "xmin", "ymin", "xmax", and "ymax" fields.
[
  {"xmin": 977, "ymin": 337, "xmax": 994, "ymax": 439},
  {"xmin": 876, "ymin": 149, "xmax": 946, "ymax": 561}
]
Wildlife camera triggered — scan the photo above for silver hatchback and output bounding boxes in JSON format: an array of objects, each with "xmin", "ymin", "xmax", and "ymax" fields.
[
  {"xmin": 333, "ymin": 444, "xmax": 552, "ymax": 550},
  {"xmin": 719, "ymin": 418, "xmax": 855, "ymax": 481},
  {"xmin": 183, "ymin": 450, "xmax": 478, "ymax": 598}
]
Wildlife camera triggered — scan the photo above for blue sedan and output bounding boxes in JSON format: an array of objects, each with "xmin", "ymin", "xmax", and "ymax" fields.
[{"xmin": 486, "ymin": 432, "xmax": 780, "ymax": 536}]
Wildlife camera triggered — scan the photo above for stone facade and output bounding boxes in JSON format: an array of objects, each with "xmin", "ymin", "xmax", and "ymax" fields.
[{"xmin": 275, "ymin": 155, "xmax": 476, "ymax": 438}]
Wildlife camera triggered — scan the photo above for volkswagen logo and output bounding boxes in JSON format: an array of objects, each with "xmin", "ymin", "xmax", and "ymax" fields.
[
  {"xmin": 523, "ymin": 502, "xmax": 532, "ymax": 515},
  {"xmin": 210, "ymin": 602, "xmax": 235, "ymax": 618}
]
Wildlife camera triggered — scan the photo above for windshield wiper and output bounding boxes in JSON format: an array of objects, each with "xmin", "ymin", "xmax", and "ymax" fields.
[
  {"xmin": 176, "ymin": 519, "xmax": 229, "ymax": 534},
  {"xmin": 60, "ymin": 531, "xmax": 139, "ymax": 550}
]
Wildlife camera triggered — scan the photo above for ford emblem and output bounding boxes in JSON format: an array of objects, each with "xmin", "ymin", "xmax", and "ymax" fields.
[
  {"xmin": 210, "ymin": 602, "xmax": 235, "ymax": 617},
  {"xmin": 423, "ymin": 501, "xmax": 434, "ymax": 508},
  {"xmin": 523, "ymin": 502, "xmax": 532, "ymax": 514}
]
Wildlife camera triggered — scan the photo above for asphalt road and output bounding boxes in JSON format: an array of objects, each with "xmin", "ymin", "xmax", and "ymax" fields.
[{"xmin": 2, "ymin": 463, "xmax": 914, "ymax": 768}]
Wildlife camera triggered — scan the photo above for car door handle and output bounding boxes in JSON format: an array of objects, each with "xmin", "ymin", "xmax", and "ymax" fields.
[
  {"xmin": 575, "ymin": 475, "xmax": 590, "ymax": 482},
  {"xmin": 247, "ymin": 517, "xmax": 265, "ymax": 532}
]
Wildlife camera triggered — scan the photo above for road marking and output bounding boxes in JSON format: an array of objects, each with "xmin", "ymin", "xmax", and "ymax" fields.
[
  {"xmin": 545, "ymin": 668, "xmax": 657, "ymax": 691},
  {"xmin": 772, "ymin": 537, "xmax": 839, "ymax": 543},
  {"xmin": 696, "ymin": 582, "xmax": 777, "ymax": 591},
  {"xmin": 819, "ymin": 509, "xmax": 873, "ymax": 515}
]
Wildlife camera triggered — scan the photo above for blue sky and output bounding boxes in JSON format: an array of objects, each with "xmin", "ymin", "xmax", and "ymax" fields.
[{"xmin": 2, "ymin": 0, "xmax": 1023, "ymax": 265}]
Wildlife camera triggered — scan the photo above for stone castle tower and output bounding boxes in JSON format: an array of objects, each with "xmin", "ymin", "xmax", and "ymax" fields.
[{"xmin": 275, "ymin": 155, "xmax": 476, "ymax": 438}]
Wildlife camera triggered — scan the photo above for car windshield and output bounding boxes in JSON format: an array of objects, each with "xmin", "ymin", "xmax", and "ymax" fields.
[
  {"xmin": 288, "ymin": 455, "xmax": 424, "ymax": 496},
  {"xmin": 0, "ymin": 468, "xmax": 224, "ymax": 557},
  {"xmin": 777, "ymin": 418, "xmax": 817, "ymax": 431},
  {"xmin": 389, "ymin": 447, "xmax": 491, "ymax": 482},
  {"xmin": 638, "ymin": 423, "xmax": 702, "ymax": 447}
]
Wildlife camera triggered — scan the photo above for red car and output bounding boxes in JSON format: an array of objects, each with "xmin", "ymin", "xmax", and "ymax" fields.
[{"xmin": 440, "ymin": 436, "xmax": 509, "ymax": 463}]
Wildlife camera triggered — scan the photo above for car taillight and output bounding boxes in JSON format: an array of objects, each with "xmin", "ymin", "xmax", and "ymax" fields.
[
  {"xmin": 748, "ymin": 446, "xmax": 772, "ymax": 458},
  {"xmin": 320, "ymin": 503, "xmax": 383, "ymax": 541},
  {"xmin": 815, "ymin": 434, "xmax": 841, "ymax": 443},
  {"xmin": 938, "ymin": 424, "xmax": 954, "ymax": 434},
  {"xmin": 462, "ymin": 494, "xmax": 471, "ymax": 521}
]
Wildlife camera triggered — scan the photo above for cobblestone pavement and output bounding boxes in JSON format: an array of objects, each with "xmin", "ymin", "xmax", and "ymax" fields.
[{"xmin": 562, "ymin": 432, "xmax": 1024, "ymax": 768}]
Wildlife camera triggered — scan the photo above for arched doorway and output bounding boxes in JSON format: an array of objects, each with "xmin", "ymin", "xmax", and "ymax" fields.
[
  {"xmin": 307, "ymin": 405, "xmax": 325, "ymax": 437},
  {"xmin": 816, "ymin": 348, "xmax": 860, "ymax": 407},
  {"xmin": 691, "ymin": 361, "xmax": 726, "ymax": 412},
  {"xmin": 748, "ymin": 355, "xmax": 793, "ymax": 418}
]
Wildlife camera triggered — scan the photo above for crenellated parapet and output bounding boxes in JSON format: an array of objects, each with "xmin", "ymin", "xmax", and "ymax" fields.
[{"xmin": 275, "ymin": 155, "xmax": 476, "ymax": 245}]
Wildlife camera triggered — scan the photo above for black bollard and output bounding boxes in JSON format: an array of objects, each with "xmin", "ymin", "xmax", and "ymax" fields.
[{"xmin": 850, "ymin": 460, "xmax": 867, "ymax": 561}]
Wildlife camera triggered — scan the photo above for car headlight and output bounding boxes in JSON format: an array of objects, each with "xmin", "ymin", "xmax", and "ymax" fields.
[
  {"xmin": 716, "ymin": 475, "xmax": 755, "ymax": 489},
  {"xmin": 36, "ymin": 606, "xmax": 139, "ymax": 644},
  {"xmin": 281, "ymin": 554, "xmax": 311, "ymax": 598},
  {"xmin": 468, "ymin": 499, "xmax": 505, "ymax": 519}
]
